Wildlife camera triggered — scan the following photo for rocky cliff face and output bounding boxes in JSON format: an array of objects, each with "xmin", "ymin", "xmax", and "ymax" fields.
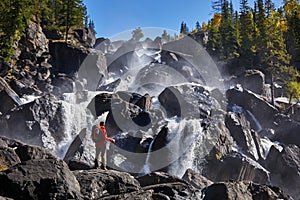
[{"xmin": 0, "ymin": 23, "xmax": 299, "ymax": 199}]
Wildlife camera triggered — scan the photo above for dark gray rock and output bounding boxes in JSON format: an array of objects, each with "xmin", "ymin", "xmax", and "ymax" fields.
[
  {"xmin": 225, "ymin": 112, "xmax": 260, "ymax": 160},
  {"xmin": 101, "ymin": 190, "xmax": 154, "ymax": 200},
  {"xmin": 137, "ymin": 171, "xmax": 199, "ymax": 199},
  {"xmin": 19, "ymin": 21, "xmax": 48, "ymax": 59},
  {"xmin": 93, "ymin": 91, "xmax": 152, "ymax": 135},
  {"xmin": 0, "ymin": 137, "xmax": 56, "ymax": 162},
  {"xmin": 149, "ymin": 126, "xmax": 169, "ymax": 173},
  {"xmin": 43, "ymin": 30, "xmax": 62, "ymax": 40},
  {"xmin": 64, "ymin": 128, "xmax": 87, "ymax": 163},
  {"xmin": 182, "ymin": 169, "xmax": 213, "ymax": 190},
  {"xmin": 158, "ymin": 84, "xmax": 212, "ymax": 119},
  {"xmin": 205, "ymin": 121, "xmax": 233, "ymax": 163},
  {"xmin": 74, "ymin": 169, "xmax": 141, "ymax": 199},
  {"xmin": 49, "ymin": 42, "xmax": 88, "ymax": 75},
  {"xmin": 67, "ymin": 159, "xmax": 91, "ymax": 171},
  {"xmin": 137, "ymin": 172, "xmax": 186, "ymax": 187},
  {"xmin": 0, "ymin": 94, "xmax": 64, "ymax": 150},
  {"xmin": 49, "ymin": 42, "xmax": 106, "ymax": 90},
  {"xmin": 0, "ymin": 91, "xmax": 16, "ymax": 115},
  {"xmin": 97, "ymin": 78, "xmax": 121, "ymax": 92},
  {"xmin": 0, "ymin": 146, "xmax": 20, "ymax": 172},
  {"xmin": 94, "ymin": 38, "xmax": 112, "ymax": 53},
  {"xmin": 203, "ymin": 152, "xmax": 269, "ymax": 185},
  {"xmin": 0, "ymin": 57, "xmax": 10, "ymax": 77},
  {"xmin": 266, "ymin": 144, "xmax": 300, "ymax": 199},
  {"xmin": 237, "ymin": 70, "xmax": 266, "ymax": 95},
  {"xmin": 51, "ymin": 74, "xmax": 75, "ymax": 94},
  {"xmin": 273, "ymin": 118, "xmax": 300, "ymax": 148},
  {"xmin": 73, "ymin": 28, "xmax": 96, "ymax": 47},
  {"xmin": 143, "ymin": 182, "xmax": 193, "ymax": 199},
  {"xmin": 226, "ymin": 87, "xmax": 278, "ymax": 128},
  {"xmin": 202, "ymin": 181, "xmax": 292, "ymax": 200},
  {"xmin": 0, "ymin": 158, "xmax": 82, "ymax": 200}
]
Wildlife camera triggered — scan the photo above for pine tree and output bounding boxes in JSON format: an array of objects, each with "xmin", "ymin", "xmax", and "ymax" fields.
[
  {"xmin": 219, "ymin": 0, "xmax": 237, "ymax": 59},
  {"xmin": 0, "ymin": 0, "xmax": 88, "ymax": 60},
  {"xmin": 265, "ymin": 0, "xmax": 275, "ymax": 17},
  {"xmin": 196, "ymin": 21, "xmax": 201, "ymax": 30},
  {"xmin": 266, "ymin": 10, "xmax": 291, "ymax": 104},
  {"xmin": 233, "ymin": 10, "xmax": 241, "ymax": 57},
  {"xmin": 283, "ymin": 0, "xmax": 300, "ymax": 69},
  {"xmin": 256, "ymin": 0, "xmax": 267, "ymax": 39},
  {"xmin": 161, "ymin": 30, "xmax": 170, "ymax": 43},
  {"xmin": 207, "ymin": 14, "xmax": 222, "ymax": 55},
  {"xmin": 212, "ymin": 0, "xmax": 225, "ymax": 13},
  {"xmin": 254, "ymin": 0, "xmax": 268, "ymax": 66},
  {"xmin": 88, "ymin": 20, "xmax": 96, "ymax": 35},
  {"xmin": 180, "ymin": 22, "xmax": 189, "ymax": 36},
  {"xmin": 0, "ymin": 0, "xmax": 35, "ymax": 60},
  {"xmin": 239, "ymin": 0, "xmax": 256, "ymax": 67},
  {"xmin": 132, "ymin": 27, "xmax": 144, "ymax": 41}
]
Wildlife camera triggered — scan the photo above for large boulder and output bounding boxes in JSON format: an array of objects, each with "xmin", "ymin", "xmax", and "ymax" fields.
[
  {"xmin": 0, "ymin": 94, "xmax": 66, "ymax": 153},
  {"xmin": 225, "ymin": 112, "xmax": 260, "ymax": 160},
  {"xmin": 94, "ymin": 38, "xmax": 112, "ymax": 53},
  {"xmin": 266, "ymin": 144, "xmax": 300, "ymax": 199},
  {"xmin": 73, "ymin": 28, "xmax": 96, "ymax": 47},
  {"xmin": 93, "ymin": 91, "xmax": 153, "ymax": 135},
  {"xmin": 202, "ymin": 181, "xmax": 292, "ymax": 200},
  {"xmin": 203, "ymin": 152, "xmax": 269, "ymax": 185},
  {"xmin": 49, "ymin": 42, "xmax": 106, "ymax": 90},
  {"xmin": 137, "ymin": 171, "xmax": 186, "ymax": 187},
  {"xmin": 0, "ymin": 91, "xmax": 16, "ymax": 116},
  {"xmin": 137, "ymin": 172, "xmax": 199, "ymax": 199},
  {"xmin": 0, "ymin": 158, "xmax": 82, "ymax": 200},
  {"xmin": 236, "ymin": 70, "xmax": 266, "ymax": 95},
  {"xmin": 74, "ymin": 169, "xmax": 141, "ymax": 199},
  {"xmin": 158, "ymin": 84, "xmax": 213, "ymax": 119},
  {"xmin": 0, "ymin": 137, "xmax": 56, "ymax": 162},
  {"xmin": 273, "ymin": 118, "xmax": 300, "ymax": 147},
  {"xmin": 182, "ymin": 169, "xmax": 213, "ymax": 190},
  {"xmin": 226, "ymin": 87, "xmax": 278, "ymax": 128}
]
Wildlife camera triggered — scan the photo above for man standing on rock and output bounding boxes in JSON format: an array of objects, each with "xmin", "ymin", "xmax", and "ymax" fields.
[{"xmin": 92, "ymin": 121, "xmax": 115, "ymax": 170}]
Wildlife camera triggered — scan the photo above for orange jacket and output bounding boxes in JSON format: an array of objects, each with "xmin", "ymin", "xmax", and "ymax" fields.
[{"xmin": 93, "ymin": 125, "xmax": 114, "ymax": 147}]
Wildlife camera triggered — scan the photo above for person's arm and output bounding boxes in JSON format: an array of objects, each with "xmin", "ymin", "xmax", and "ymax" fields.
[{"xmin": 101, "ymin": 127, "xmax": 115, "ymax": 143}]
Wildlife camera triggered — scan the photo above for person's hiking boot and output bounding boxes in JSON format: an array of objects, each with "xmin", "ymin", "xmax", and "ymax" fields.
[
  {"xmin": 94, "ymin": 159, "xmax": 99, "ymax": 169},
  {"xmin": 101, "ymin": 164, "xmax": 107, "ymax": 170}
]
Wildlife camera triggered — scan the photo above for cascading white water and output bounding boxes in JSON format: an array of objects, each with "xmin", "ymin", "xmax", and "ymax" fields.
[
  {"xmin": 54, "ymin": 91, "xmax": 101, "ymax": 158},
  {"xmin": 246, "ymin": 110, "xmax": 263, "ymax": 132},
  {"xmin": 166, "ymin": 118, "xmax": 204, "ymax": 177},
  {"xmin": 140, "ymin": 136, "xmax": 156, "ymax": 174}
]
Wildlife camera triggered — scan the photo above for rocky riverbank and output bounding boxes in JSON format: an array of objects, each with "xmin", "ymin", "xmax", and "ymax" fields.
[{"xmin": 0, "ymin": 136, "xmax": 292, "ymax": 199}]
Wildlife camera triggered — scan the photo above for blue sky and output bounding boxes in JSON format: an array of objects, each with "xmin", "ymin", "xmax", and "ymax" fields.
[{"xmin": 83, "ymin": 0, "xmax": 283, "ymax": 39}]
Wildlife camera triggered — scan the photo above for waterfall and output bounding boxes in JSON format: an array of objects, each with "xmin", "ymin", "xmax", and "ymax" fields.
[
  {"xmin": 166, "ymin": 118, "xmax": 204, "ymax": 177},
  {"xmin": 140, "ymin": 136, "xmax": 156, "ymax": 174},
  {"xmin": 246, "ymin": 110, "xmax": 263, "ymax": 132},
  {"xmin": 54, "ymin": 91, "xmax": 100, "ymax": 158}
]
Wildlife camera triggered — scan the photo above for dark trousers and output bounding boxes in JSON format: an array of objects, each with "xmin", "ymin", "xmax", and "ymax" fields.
[{"xmin": 95, "ymin": 145, "xmax": 107, "ymax": 168}]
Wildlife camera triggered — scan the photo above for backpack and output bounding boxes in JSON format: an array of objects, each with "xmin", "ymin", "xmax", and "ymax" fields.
[{"xmin": 91, "ymin": 125, "xmax": 105, "ymax": 143}]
